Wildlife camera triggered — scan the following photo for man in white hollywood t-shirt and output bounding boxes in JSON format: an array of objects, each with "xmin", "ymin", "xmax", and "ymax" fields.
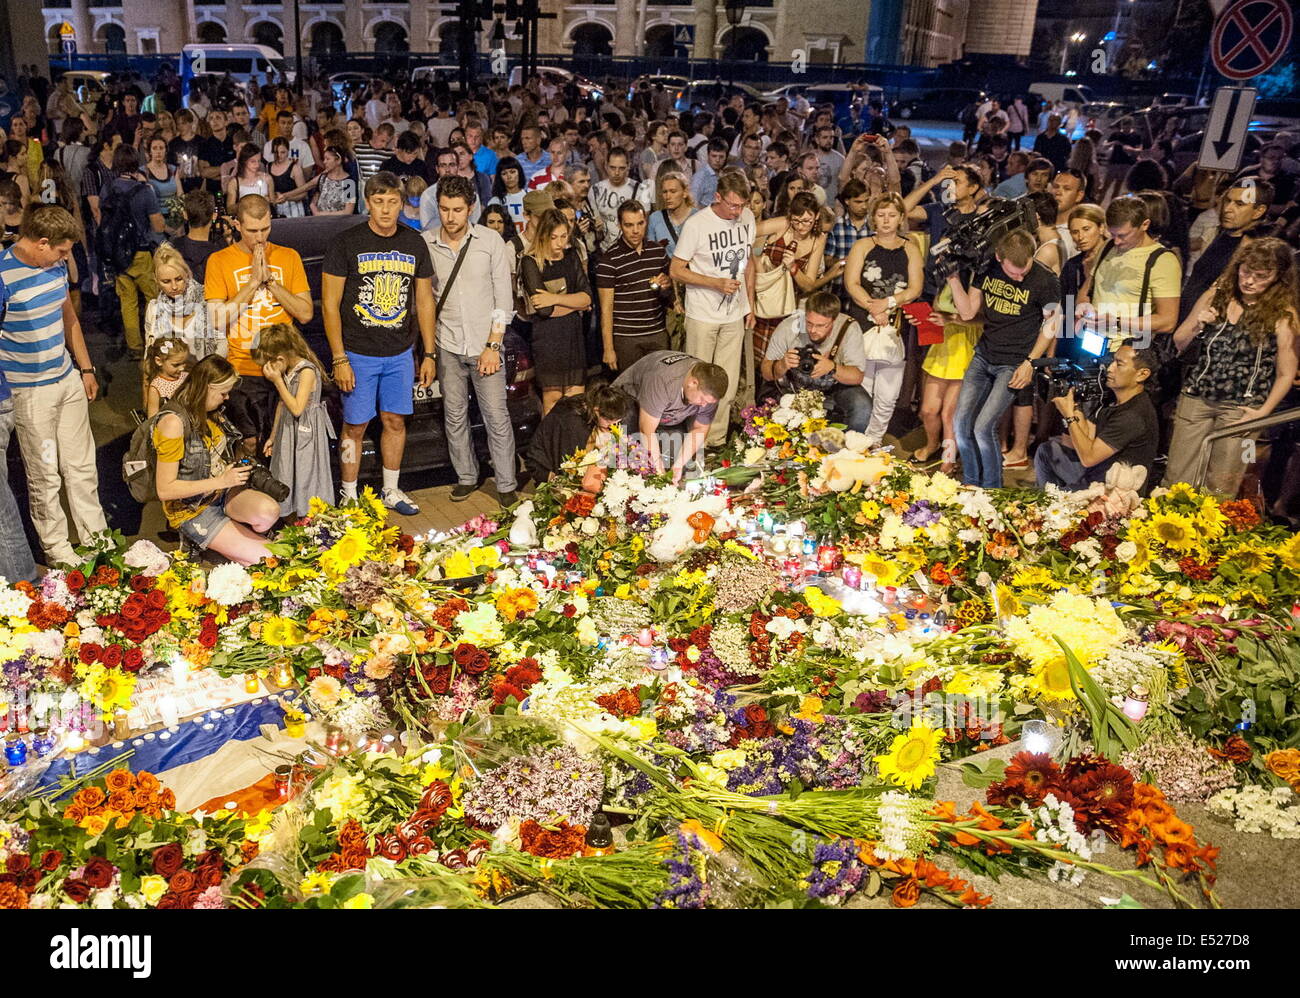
[{"xmin": 669, "ymin": 171, "xmax": 757, "ymax": 449}]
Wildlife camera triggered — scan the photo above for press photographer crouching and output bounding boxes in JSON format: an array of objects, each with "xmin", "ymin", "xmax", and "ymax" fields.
[
  {"xmin": 759, "ymin": 291, "xmax": 872, "ymax": 432},
  {"xmin": 1033, "ymin": 341, "xmax": 1160, "ymax": 495},
  {"xmin": 152, "ymin": 356, "xmax": 283, "ymax": 565}
]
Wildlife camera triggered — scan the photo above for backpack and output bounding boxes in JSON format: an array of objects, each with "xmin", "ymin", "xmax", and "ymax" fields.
[
  {"xmin": 122, "ymin": 405, "xmax": 179, "ymax": 503},
  {"xmin": 97, "ymin": 180, "xmax": 149, "ymax": 274}
]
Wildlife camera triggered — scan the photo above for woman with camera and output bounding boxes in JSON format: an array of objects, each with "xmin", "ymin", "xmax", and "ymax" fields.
[
  {"xmin": 1164, "ymin": 238, "xmax": 1299, "ymax": 497},
  {"xmin": 152, "ymin": 355, "xmax": 281, "ymax": 565}
]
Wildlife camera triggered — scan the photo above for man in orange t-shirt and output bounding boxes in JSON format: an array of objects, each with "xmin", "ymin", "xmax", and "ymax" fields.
[{"xmin": 205, "ymin": 194, "xmax": 312, "ymax": 457}]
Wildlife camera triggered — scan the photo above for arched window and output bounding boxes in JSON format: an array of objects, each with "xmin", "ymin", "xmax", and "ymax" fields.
[{"xmin": 570, "ymin": 22, "xmax": 612, "ymax": 58}]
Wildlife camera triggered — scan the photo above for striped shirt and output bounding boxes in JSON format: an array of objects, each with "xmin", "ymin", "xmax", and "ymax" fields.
[
  {"xmin": 595, "ymin": 237, "xmax": 670, "ymax": 339},
  {"xmin": 0, "ymin": 247, "xmax": 72, "ymax": 389}
]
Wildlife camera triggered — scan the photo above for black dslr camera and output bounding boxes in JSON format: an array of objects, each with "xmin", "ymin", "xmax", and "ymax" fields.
[
  {"xmin": 784, "ymin": 344, "xmax": 836, "ymax": 392},
  {"xmin": 236, "ymin": 458, "xmax": 291, "ymax": 503},
  {"xmin": 930, "ymin": 196, "xmax": 1041, "ymax": 280},
  {"xmin": 1031, "ymin": 357, "xmax": 1111, "ymax": 419}
]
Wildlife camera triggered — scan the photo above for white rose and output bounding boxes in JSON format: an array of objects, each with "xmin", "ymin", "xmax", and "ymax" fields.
[
  {"xmin": 1022, "ymin": 531, "xmax": 1039, "ymax": 546},
  {"xmin": 743, "ymin": 446, "xmax": 767, "ymax": 465},
  {"xmin": 1115, "ymin": 541, "xmax": 1137, "ymax": 562},
  {"xmin": 581, "ymin": 517, "xmax": 600, "ymax": 536}
]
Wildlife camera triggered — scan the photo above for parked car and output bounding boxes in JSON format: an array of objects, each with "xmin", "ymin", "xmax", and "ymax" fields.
[
  {"xmin": 892, "ymin": 87, "xmax": 986, "ymax": 121},
  {"xmin": 628, "ymin": 74, "xmax": 691, "ymax": 102},
  {"xmin": 268, "ymin": 214, "xmax": 540, "ymax": 478},
  {"xmin": 58, "ymin": 70, "xmax": 111, "ymax": 106},
  {"xmin": 1169, "ymin": 128, "xmax": 1269, "ymax": 177},
  {"xmin": 410, "ymin": 64, "xmax": 461, "ymax": 85},
  {"xmin": 507, "ymin": 66, "xmax": 603, "ymax": 101},
  {"xmin": 673, "ymin": 79, "xmax": 766, "ymax": 112},
  {"xmin": 801, "ymin": 83, "xmax": 884, "ymax": 118},
  {"xmin": 1029, "ymin": 82, "xmax": 1094, "ymax": 111}
]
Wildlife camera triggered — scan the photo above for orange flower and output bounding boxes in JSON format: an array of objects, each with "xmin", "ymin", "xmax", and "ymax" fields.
[
  {"xmin": 62, "ymin": 803, "xmax": 88, "ymax": 824},
  {"xmin": 966, "ymin": 802, "xmax": 1005, "ymax": 831},
  {"xmin": 959, "ymin": 885, "xmax": 993, "ymax": 907},
  {"xmin": 1265, "ymin": 748, "xmax": 1300, "ymax": 787},
  {"xmin": 1197, "ymin": 843, "xmax": 1221, "ymax": 870},
  {"xmin": 135, "ymin": 772, "xmax": 161, "ymax": 794},
  {"xmin": 104, "ymin": 769, "xmax": 134, "ymax": 793},
  {"xmin": 891, "ymin": 878, "xmax": 921, "ymax": 907},
  {"xmin": 929, "ymin": 801, "xmax": 958, "ymax": 822},
  {"xmin": 107, "ymin": 790, "xmax": 134, "ymax": 813},
  {"xmin": 951, "ymin": 827, "xmax": 981, "ymax": 847},
  {"xmin": 1150, "ymin": 816, "xmax": 1196, "ymax": 846},
  {"xmin": 1164, "ymin": 842, "xmax": 1199, "ymax": 872},
  {"xmin": 160, "ymin": 789, "xmax": 177, "ymax": 810},
  {"xmin": 73, "ymin": 787, "xmax": 105, "ymax": 810}
]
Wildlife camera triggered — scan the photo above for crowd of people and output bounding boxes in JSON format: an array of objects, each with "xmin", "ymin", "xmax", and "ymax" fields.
[{"xmin": 1, "ymin": 64, "xmax": 1299, "ymax": 574}]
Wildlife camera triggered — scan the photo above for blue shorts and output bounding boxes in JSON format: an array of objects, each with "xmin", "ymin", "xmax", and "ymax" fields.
[
  {"xmin": 341, "ymin": 349, "xmax": 414, "ymax": 425},
  {"xmin": 178, "ymin": 498, "xmax": 231, "ymax": 551}
]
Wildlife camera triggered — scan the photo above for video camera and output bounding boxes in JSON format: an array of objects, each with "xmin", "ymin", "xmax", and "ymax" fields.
[
  {"xmin": 930, "ymin": 197, "xmax": 1040, "ymax": 280},
  {"xmin": 1031, "ymin": 357, "xmax": 1111, "ymax": 419}
]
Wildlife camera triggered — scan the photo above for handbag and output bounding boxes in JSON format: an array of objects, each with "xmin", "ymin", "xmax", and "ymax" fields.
[
  {"xmin": 754, "ymin": 259, "xmax": 797, "ymax": 319},
  {"xmin": 861, "ymin": 314, "xmax": 905, "ymax": 365}
]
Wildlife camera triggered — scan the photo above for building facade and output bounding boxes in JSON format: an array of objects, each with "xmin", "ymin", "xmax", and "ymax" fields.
[{"xmin": 37, "ymin": 0, "xmax": 1036, "ymax": 67}]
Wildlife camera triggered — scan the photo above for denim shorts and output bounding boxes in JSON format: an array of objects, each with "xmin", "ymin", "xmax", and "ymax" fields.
[
  {"xmin": 342, "ymin": 348, "xmax": 414, "ymax": 424},
  {"xmin": 178, "ymin": 499, "xmax": 232, "ymax": 551}
]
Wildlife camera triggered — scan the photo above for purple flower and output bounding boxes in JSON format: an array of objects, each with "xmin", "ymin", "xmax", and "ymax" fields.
[
  {"xmin": 902, "ymin": 500, "xmax": 941, "ymax": 528},
  {"xmin": 853, "ymin": 689, "xmax": 892, "ymax": 714}
]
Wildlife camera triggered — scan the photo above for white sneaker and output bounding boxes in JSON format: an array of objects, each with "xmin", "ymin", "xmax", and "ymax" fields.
[{"xmin": 382, "ymin": 488, "xmax": 420, "ymax": 516}]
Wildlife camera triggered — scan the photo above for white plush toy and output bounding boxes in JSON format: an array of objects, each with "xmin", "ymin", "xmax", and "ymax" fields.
[{"xmin": 647, "ymin": 492, "xmax": 734, "ymax": 563}]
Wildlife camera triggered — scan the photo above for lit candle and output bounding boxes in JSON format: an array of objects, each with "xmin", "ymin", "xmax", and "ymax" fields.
[
  {"xmin": 842, "ymin": 566, "xmax": 863, "ymax": 590},
  {"xmin": 817, "ymin": 545, "xmax": 842, "ymax": 572},
  {"xmin": 636, "ymin": 627, "xmax": 654, "ymax": 647},
  {"xmin": 244, "ymin": 673, "xmax": 260, "ymax": 694},
  {"xmin": 4, "ymin": 734, "xmax": 27, "ymax": 766},
  {"xmin": 802, "ymin": 537, "xmax": 818, "ymax": 556},
  {"xmin": 158, "ymin": 695, "xmax": 179, "ymax": 729},
  {"xmin": 1121, "ymin": 686, "xmax": 1149, "ymax": 722},
  {"xmin": 272, "ymin": 659, "xmax": 295, "ymax": 689}
]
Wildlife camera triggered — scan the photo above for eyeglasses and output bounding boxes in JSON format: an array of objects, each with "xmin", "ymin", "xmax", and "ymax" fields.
[{"xmin": 720, "ymin": 198, "xmax": 746, "ymax": 211}]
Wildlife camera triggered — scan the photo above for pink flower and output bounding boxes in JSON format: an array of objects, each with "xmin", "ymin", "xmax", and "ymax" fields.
[{"xmin": 192, "ymin": 886, "xmax": 226, "ymax": 909}]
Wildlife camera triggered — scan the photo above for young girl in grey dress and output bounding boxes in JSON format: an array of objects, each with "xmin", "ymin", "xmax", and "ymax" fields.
[{"xmin": 255, "ymin": 324, "xmax": 336, "ymax": 517}]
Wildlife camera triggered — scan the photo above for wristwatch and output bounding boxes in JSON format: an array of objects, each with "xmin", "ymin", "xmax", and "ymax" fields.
[
  {"xmin": 1063, "ymin": 415, "xmax": 1079, "ymax": 427},
  {"xmin": 484, "ymin": 341, "xmax": 502, "ymax": 353},
  {"xmin": 80, "ymin": 366, "xmax": 96, "ymax": 376}
]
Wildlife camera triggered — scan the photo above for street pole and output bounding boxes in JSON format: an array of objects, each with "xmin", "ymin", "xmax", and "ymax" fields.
[{"xmin": 293, "ymin": 0, "xmax": 303, "ymax": 93}]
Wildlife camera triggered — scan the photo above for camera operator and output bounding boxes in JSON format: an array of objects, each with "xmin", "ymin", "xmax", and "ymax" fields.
[
  {"xmin": 760, "ymin": 291, "xmax": 872, "ymax": 432},
  {"xmin": 1034, "ymin": 342, "xmax": 1160, "ymax": 494},
  {"xmin": 946, "ymin": 229, "xmax": 1061, "ymax": 489}
]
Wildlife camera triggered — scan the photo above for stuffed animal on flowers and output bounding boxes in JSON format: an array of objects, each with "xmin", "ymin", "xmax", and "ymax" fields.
[
  {"xmin": 809, "ymin": 431, "xmax": 895, "ymax": 494},
  {"xmin": 648, "ymin": 492, "xmax": 737, "ymax": 563}
]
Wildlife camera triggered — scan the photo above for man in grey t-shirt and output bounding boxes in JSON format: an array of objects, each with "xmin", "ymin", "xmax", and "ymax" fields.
[
  {"xmin": 760, "ymin": 292, "xmax": 873, "ymax": 432},
  {"xmin": 613, "ymin": 350, "xmax": 729, "ymax": 483}
]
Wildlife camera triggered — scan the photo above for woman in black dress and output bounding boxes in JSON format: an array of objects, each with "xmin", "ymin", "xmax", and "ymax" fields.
[{"xmin": 521, "ymin": 209, "xmax": 592, "ymax": 416}]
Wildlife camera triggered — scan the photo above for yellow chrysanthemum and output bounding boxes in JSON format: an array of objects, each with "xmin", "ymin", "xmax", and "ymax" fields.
[
  {"xmin": 874, "ymin": 723, "xmax": 942, "ymax": 790},
  {"xmin": 803, "ymin": 586, "xmax": 842, "ymax": 618},
  {"xmin": 299, "ymin": 872, "xmax": 334, "ymax": 898},
  {"xmin": 858, "ymin": 500, "xmax": 881, "ymax": 521},
  {"xmin": 469, "ymin": 545, "xmax": 502, "ymax": 570},
  {"xmin": 1147, "ymin": 511, "xmax": 1200, "ymax": 554}
]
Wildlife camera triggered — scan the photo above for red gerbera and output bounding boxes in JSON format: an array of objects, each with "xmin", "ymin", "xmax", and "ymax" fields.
[{"xmin": 1001, "ymin": 751, "xmax": 1061, "ymax": 801}]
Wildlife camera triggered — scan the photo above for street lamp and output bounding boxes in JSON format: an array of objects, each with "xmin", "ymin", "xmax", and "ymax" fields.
[
  {"xmin": 724, "ymin": 0, "xmax": 747, "ymax": 84},
  {"xmin": 1060, "ymin": 30, "xmax": 1087, "ymax": 76}
]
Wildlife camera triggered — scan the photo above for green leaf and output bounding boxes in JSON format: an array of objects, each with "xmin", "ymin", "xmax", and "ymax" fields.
[
  {"xmin": 959, "ymin": 757, "xmax": 1008, "ymax": 790},
  {"xmin": 1056, "ymin": 635, "xmax": 1138, "ymax": 759}
]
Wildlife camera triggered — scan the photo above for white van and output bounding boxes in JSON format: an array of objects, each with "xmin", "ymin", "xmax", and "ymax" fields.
[
  {"xmin": 181, "ymin": 44, "xmax": 288, "ymax": 101},
  {"xmin": 1029, "ymin": 82, "xmax": 1095, "ymax": 111}
]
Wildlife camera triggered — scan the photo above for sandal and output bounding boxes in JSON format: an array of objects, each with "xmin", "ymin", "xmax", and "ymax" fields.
[
  {"xmin": 911, "ymin": 447, "xmax": 941, "ymax": 465},
  {"xmin": 1002, "ymin": 456, "xmax": 1030, "ymax": 471}
]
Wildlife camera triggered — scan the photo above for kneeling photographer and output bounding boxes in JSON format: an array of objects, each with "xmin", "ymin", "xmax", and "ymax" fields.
[
  {"xmin": 152, "ymin": 356, "xmax": 284, "ymax": 566},
  {"xmin": 760, "ymin": 292, "xmax": 873, "ymax": 432},
  {"xmin": 1034, "ymin": 342, "xmax": 1160, "ymax": 494}
]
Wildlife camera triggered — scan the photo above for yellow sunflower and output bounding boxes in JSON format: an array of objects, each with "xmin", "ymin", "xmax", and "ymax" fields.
[
  {"xmin": 1028, "ymin": 656, "xmax": 1077, "ymax": 701},
  {"xmin": 1162, "ymin": 482, "xmax": 1201, "ymax": 505},
  {"xmin": 1277, "ymin": 533, "xmax": 1300, "ymax": 574},
  {"xmin": 874, "ymin": 723, "xmax": 943, "ymax": 790},
  {"xmin": 1223, "ymin": 543, "xmax": 1274, "ymax": 575},
  {"xmin": 858, "ymin": 551, "xmax": 897, "ymax": 586},
  {"xmin": 1195, "ymin": 498, "xmax": 1227, "ymax": 541},
  {"xmin": 1147, "ymin": 511, "xmax": 1200, "ymax": 554},
  {"xmin": 321, "ymin": 527, "xmax": 373, "ymax": 578}
]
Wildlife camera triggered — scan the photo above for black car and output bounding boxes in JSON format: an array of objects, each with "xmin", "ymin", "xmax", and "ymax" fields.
[
  {"xmin": 268, "ymin": 214, "xmax": 541, "ymax": 479},
  {"xmin": 894, "ymin": 87, "xmax": 987, "ymax": 121}
]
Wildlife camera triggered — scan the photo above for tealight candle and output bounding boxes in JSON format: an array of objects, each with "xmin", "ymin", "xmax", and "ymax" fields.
[
  {"xmin": 636, "ymin": 627, "xmax": 654, "ymax": 647},
  {"xmin": 244, "ymin": 673, "xmax": 261, "ymax": 694},
  {"xmin": 817, "ymin": 545, "xmax": 842, "ymax": 572},
  {"xmin": 272, "ymin": 659, "xmax": 295, "ymax": 689},
  {"xmin": 1121, "ymin": 685, "xmax": 1149, "ymax": 722},
  {"xmin": 4, "ymin": 733, "xmax": 26, "ymax": 766},
  {"xmin": 842, "ymin": 566, "xmax": 863, "ymax": 590}
]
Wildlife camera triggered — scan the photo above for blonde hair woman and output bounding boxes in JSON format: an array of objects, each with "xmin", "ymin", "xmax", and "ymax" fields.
[{"xmin": 145, "ymin": 243, "xmax": 223, "ymax": 361}]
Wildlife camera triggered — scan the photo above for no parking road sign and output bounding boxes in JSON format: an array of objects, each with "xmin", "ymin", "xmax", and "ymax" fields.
[{"xmin": 1211, "ymin": 0, "xmax": 1293, "ymax": 81}]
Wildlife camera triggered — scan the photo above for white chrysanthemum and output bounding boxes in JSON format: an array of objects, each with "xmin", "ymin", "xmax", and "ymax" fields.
[{"xmin": 206, "ymin": 562, "xmax": 254, "ymax": 606}]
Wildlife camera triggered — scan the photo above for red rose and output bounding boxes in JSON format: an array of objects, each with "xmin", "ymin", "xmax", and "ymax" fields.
[
  {"xmin": 6, "ymin": 854, "xmax": 31, "ymax": 874},
  {"xmin": 169, "ymin": 869, "xmax": 196, "ymax": 892},
  {"xmin": 375, "ymin": 834, "xmax": 407, "ymax": 862},
  {"xmin": 396, "ymin": 821, "xmax": 423, "ymax": 845},
  {"xmin": 100, "ymin": 644, "xmax": 124, "ymax": 668},
  {"xmin": 397, "ymin": 533, "xmax": 415, "ymax": 555},
  {"xmin": 62, "ymin": 878, "xmax": 91, "ymax": 903},
  {"xmin": 407, "ymin": 837, "xmax": 435, "ymax": 856},
  {"xmin": 179, "ymin": 890, "xmax": 202, "ymax": 909},
  {"xmin": 463, "ymin": 650, "xmax": 491, "ymax": 675},
  {"xmin": 196, "ymin": 848, "xmax": 224, "ymax": 868},
  {"xmin": 453, "ymin": 643, "xmax": 476, "ymax": 666},
  {"xmin": 152, "ymin": 843, "xmax": 184, "ymax": 877},
  {"xmin": 120, "ymin": 596, "xmax": 144, "ymax": 620},
  {"xmin": 78, "ymin": 643, "xmax": 101, "ymax": 665},
  {"xmin": 39, "ymin": 850, "xmax": 63, "ymax": 872},
  {"xmin": 129, "ymin": 574, "xmax": 153, "ymax": 593},
  {"xmin": 441, "ymin": 848, "xmax": 469, "ymax": 869},
  {"xmin": 82, "ymin": 856, "xmax": 115, "ymax": 889},
  {"xmin": 195, "ymin": 864, "xmax": 223, "ymax": 889},
  {"xmin": 430, "ymin": 667, "xmax": 452, "ymax": 696},
  {"xmin": 566, "ymin": 551, "xmax": 579, "ymax": 564},
  {"xmin": 146, "ymin": 589, "xmax": 167, "ymax": 609},
  {"xmin": 123, "ymin": 648, "xmax": 145, "ymax": 672},
  {"xmin": 199, "ymin": 628, "xmax": 218, "ymax": 649},
  {"xmin": 155, "ymin": 892, "xmax": 184, "ymax": 909},
  {"xmin": 744, "ymin": 705, "xmax": 768, "ymax": 725},
  {"xmin": 65, "ymin": 570, "xmax": 87, "ymax": 592},
  {"xmin": 562, "ymin": 603, "xmax": 576, "ymax": 617}
]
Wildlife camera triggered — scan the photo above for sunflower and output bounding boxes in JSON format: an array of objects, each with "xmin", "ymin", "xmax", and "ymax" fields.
[
  {"xmin": 1147, "ymin": 512, "xmax": 1200, "ymax": 554},
  {"xmin": 1195, "ymin": 498, "xmax": 1227, "ymax": 542},
  {"xmin": 1028, "ymin": 656, "xmax": 1077, "ymax": 701},
  {"xmin": 261, "ymin": 616, "xmax": 305, "ymax": 647},
  {"xmin": 1162, "ymin": 482, "xmax": 1201, "ymax": 505},
  {"xmin": 874, "ymin": 723, "xmax": 943, "ymax": 790},
  {"xmin": 1276, "ymin": 533, "xmax": 1300, "ymax": 574},
  {"xmin": 321, "ymin": 527, "xmax": 373, "ymax": 578},
  {"xmin": 859, "ymin": 552, "xmax": 897, "ymax": 586},
  {"xmin": 1223, "ymin": 543, "xmax": 1274, "ymax": 575}
]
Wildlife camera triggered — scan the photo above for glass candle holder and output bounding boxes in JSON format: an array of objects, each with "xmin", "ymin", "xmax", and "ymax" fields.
[
  {"xmin": 273, "ymin": 764, "xmax": 293, "ymax": 800},
  {"xmin": 272, "ymin": 659, "xmax": 295, "ymax": 689},
  {"xmin": 31, "ymin": 727, "xmax": 55, "ymax": 757},
  {"xmin": 244, "ymin": 673, "xmax": 261, "ymax": 694},
  {"xmin": 4, "ymin": 733, "xmax": 27, "ymax": 766},
  {"xmin": 1020, "ymin": 719, "xmax": 1061, "ymax": 756},
  {"xmin": 817, "ymin": 545, "xmax": 843, "ymax": 572},
  {"xmin": 1121, "ymin": 685, "xmax": 1149, "ymax": 722},
  {"xmin": 842, "ymin": 565, "xmax": 863, "ymax": 590},
  {"xmin": 323, "ymin": 724, "xmax": 345, "ymax": 755}
]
